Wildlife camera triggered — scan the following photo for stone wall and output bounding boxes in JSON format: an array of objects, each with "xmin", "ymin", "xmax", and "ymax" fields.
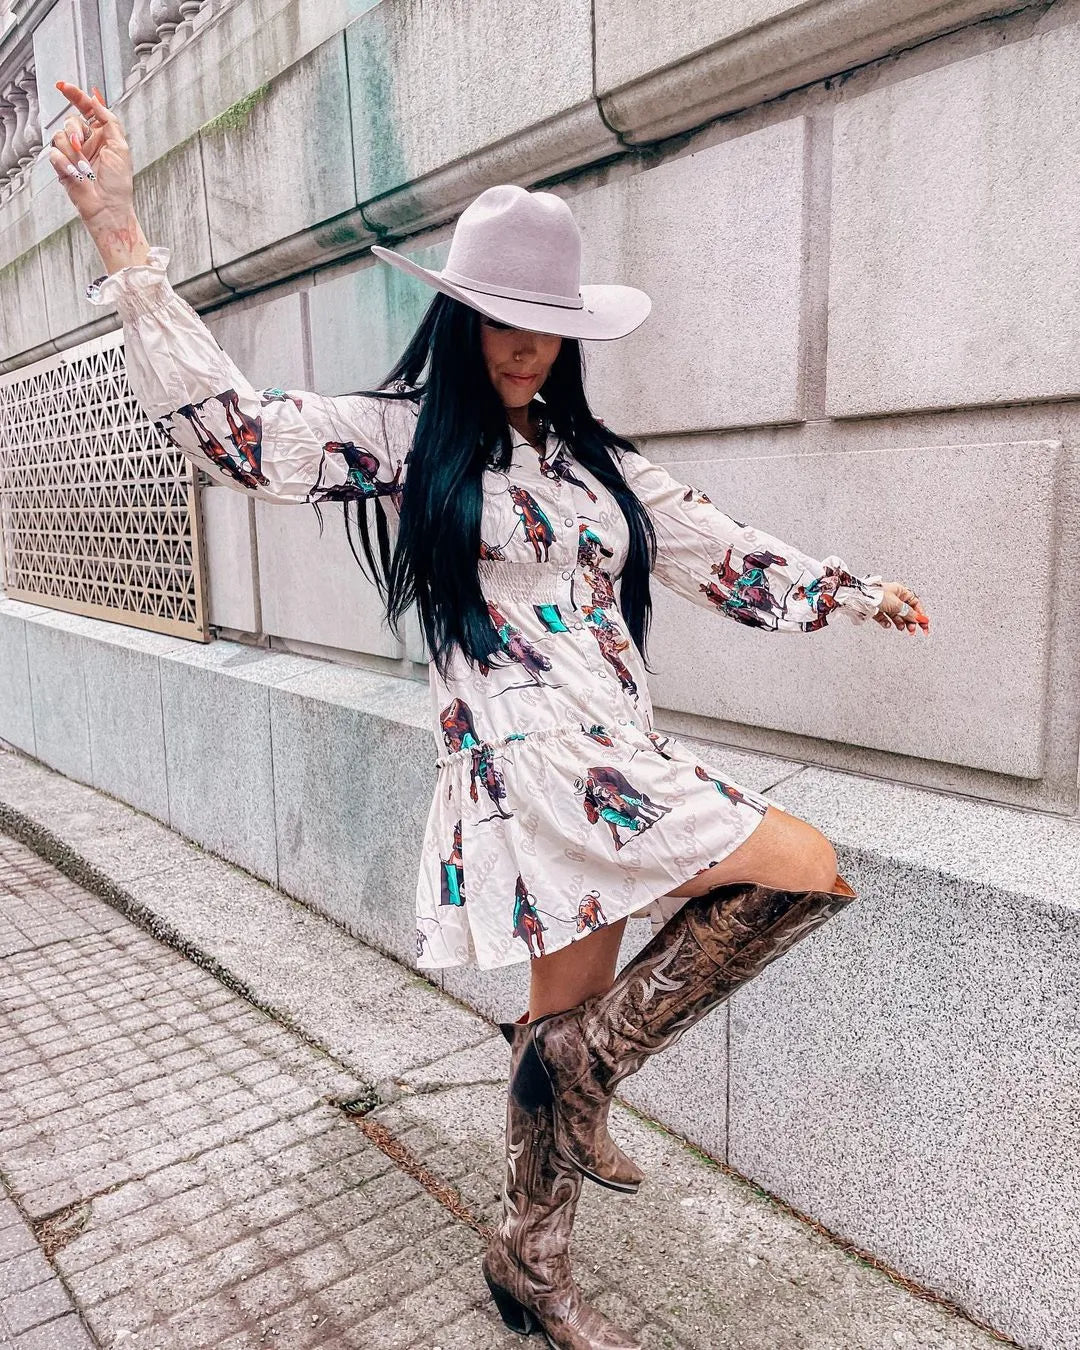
[{"xmin": 3, "ymin": 3, "xmax": 1080, "ymax": 1345}]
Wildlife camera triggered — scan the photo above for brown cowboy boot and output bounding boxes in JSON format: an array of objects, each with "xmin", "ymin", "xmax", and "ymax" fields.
[
  {"xmin": 482, "ymin": 1013, "xmax": 641, "ymax": 1349},
  {"xmin": 511, "ymin": 872, "xmax": 858, "ymax": 1192}
]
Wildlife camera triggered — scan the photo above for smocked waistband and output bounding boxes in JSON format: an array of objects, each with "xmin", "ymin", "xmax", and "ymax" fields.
[
  {"xmin": 478, "ymin": 559, "xmax": 579, "ymax": 604},
  {"xmin": 434, "ymin": 718, "xmax": 640, "ymax": 770}
]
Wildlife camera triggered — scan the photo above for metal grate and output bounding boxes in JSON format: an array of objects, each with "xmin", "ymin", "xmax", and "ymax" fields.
[{"xmin": 0, "ymin": 329, "xmax": 209, "ymax": 641}]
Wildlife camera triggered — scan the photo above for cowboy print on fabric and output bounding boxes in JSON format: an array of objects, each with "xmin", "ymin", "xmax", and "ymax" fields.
[{"xmin": 85, "ymin": 244, "xmax": 885, "ymax": 971}]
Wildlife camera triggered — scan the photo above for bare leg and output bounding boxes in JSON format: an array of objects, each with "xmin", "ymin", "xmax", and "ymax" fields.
[
  {"xmin": 529, "ymin": 917, "xmax": 628, "ymax": 1019},
  {"xmin": 666, "ymin": 804, "xmax": 839, "ymax": 898},
  {"xmin": 528, "ymin": 805, "xmax": 838, "ymax": 1018}
]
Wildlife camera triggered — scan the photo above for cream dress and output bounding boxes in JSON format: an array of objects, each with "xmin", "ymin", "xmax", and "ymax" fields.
[{"xmin": 86, "ymin": 245, "xmax": 885, "ymax": 971}]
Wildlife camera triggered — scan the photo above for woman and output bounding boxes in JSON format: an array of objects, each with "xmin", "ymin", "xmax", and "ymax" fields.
[{"xmin": 49, "ymin": 81, "xmax": 928, "ymax": 1349}]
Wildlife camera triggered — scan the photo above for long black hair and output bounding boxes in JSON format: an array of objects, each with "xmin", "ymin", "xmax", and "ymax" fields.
[{"xmin": 311, "ymin": 291, "xmax": 656, "ymax": 676}]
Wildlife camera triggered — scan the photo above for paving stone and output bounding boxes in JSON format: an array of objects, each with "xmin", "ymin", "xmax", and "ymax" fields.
[
  {"xmin": 2, "ymin": 1277, "xmax": 77, "ymax": 1334},
  {"xmin": 11, "ymin": 1315, "xmax": 96, "ymax": 1349}
]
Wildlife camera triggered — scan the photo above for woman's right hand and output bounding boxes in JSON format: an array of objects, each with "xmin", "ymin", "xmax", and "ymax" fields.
[
  {"xmin": 47, "ymin": 80, "xmax": 149, "ymax": 272},
  {"xmin": 46, "ymin": 81, "xmax": 134, "ymax": 229}
]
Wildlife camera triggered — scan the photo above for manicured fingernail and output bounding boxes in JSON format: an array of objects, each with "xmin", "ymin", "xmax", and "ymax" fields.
[
  {"xmin": 77, "ymin": 158, "xmax": 95, "ymax": 179},
  {"xmin": 63, "ymin": 162, "xmax": 84, "ymax": 180}
]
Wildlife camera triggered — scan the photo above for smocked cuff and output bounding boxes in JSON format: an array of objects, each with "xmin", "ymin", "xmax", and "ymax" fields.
[
  {"xmin": 84, "ymin": 244, "xmax": 174, "ymax": 319},
  {"xmin": 820, "ymin": 555, "xmax": 885, "ymax": 625}
]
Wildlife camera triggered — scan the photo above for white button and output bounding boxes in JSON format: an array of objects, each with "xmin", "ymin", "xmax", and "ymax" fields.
[
  {"xmin": 561, "ymin": 570, "xmax": 573, "ymax": 580},
  {"xmin": 573, "ymin": 621, "xmax": 583, "ymax": 630},
  {"xmin": 617, "ymin": 717, "xmax": 627, "ymax": 725},
  {"xmin": 564, "ymin": 518, "xmax": 574, "ymax": 527}
]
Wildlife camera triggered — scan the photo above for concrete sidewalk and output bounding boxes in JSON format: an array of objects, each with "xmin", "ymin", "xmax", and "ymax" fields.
[{"xmin": 0, "ymin": 744, "xmax": 1016, "ymax": 1349}]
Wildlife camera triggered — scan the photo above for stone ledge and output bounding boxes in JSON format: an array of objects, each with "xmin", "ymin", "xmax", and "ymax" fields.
[
  {"xmin": 1, "ymin": 594, "xmax": 1074, "ymax": 915},
  {"xmin": 768, "ymin": 763, "xmax": 1080, "ymax": 918}
]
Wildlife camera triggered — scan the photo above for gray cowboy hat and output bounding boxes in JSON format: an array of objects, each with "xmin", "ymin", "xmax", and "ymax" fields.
[{"xmin": 371, "ymin": 184, "xmax": 651, "ymax": 341}]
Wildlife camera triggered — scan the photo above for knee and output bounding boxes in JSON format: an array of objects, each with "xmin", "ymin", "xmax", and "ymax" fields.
[
  {"xmin": 765, "ymin": 807, "xmax": 838, "ymax": 891},
  {"xmin": 798, "ymin": 825, "xmax": 839, "ymax": 891}
]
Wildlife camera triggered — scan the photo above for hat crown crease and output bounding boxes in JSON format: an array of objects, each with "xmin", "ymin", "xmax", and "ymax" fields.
[{"xmin": 442, "ymin": 184, "xmax": 583, "ymax": 309}]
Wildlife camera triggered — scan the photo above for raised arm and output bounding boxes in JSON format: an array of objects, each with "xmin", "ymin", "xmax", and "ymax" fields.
[
  {"xmin": 617, "ymin": 447, "xmax": 885, "ymax": 633},
  {"xmin": 48, "ymin": 80, "xmax": 411, "ymax": 507},
  {"xmin": 84, "ymin": 246, "xmax": 412, "ymax": 506}
]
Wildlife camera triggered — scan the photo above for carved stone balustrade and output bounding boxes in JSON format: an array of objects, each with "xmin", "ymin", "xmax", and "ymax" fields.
[
  {"xmin": 126, "ymin": 0, "xmax": 221, "ymax": 89},
  {"xmin": 0, "ymin": 58, "xmax": 38, "ymax": 204}
]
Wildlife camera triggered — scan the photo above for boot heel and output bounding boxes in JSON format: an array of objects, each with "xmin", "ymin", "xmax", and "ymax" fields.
[
  {"xmin": 510, "ymin": 1034, "xmax": 554, "ymax": 1113},
  {"xmin": 483, "ymin": 1270, "xmax": 538, "ymax": 1335}
]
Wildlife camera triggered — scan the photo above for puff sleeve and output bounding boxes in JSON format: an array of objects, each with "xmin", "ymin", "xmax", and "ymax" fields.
[
  {"xmin": 618, "ymin": 448, "xmax": 885, "ymax": 632},
  {"xmin": 84, "ymin": 245, "xmax": 414, "ymax": 507}
]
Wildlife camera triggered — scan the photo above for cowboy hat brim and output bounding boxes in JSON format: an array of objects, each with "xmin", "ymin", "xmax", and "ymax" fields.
[{"xmin": 370, "ymin": 245, "xmax": 651, "ymax": 341}]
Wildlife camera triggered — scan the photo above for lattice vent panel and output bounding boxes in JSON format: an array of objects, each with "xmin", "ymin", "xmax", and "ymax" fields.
[{"xmin": 0, "ymin": 330, "xmax": 208, "ymax": 640}]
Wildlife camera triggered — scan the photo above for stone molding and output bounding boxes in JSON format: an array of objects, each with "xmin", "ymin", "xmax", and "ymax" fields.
[{"xmin": 596, "ymin": 0, "xmax": 1018, "ymax": 142}]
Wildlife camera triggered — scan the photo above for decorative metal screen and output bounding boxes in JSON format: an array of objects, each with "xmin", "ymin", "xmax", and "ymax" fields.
[{"xmin": 0, "ymin": 328, "xmax": 209, "ymax": 640}]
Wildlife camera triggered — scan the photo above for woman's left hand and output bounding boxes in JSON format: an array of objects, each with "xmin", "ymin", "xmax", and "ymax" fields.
[{"xmin": 873, "ymin": 581, "xmax": 929, "ymax": 634}]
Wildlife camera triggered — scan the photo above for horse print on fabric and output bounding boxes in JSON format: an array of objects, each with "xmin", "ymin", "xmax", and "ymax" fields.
[
  {"xmin": 540, "ymin": 449, "xmax": 598, "ymax": 502},
  {"xmin": 439, "ymin": 820, "xmax": 467, "ymax": 906},
  {"xmin": 508, "ymin": 485, "xmax": 555, "ymax": 561},
  {"xmin": 699, "ymin": 548, "xmax": 791, "ymax": 630},
  {"xmin": 216, "ymin": 390, "xmax": 264, "ymax": 477},
  {"xmin": 577, "ymin": 524, "xmax": 618, "ymax": 609},
  {"xmin": 583, "ymin": 605, "xmax": 638, "ymax": 698},
  {"xmin": 575, "ymin": 524, "xmax": 638, "ymax": 695},
  {"xmin": 699, "ymin": 545, "xmax": 856, "ymax": 634},
  {"xmin": 161, "ymin": 391, "xmax": 271, "ymax": 492},
  {"xmin": 576, "ymin": 890, "xmax": 608, "ymax": 933},
  {"xmin": 311, "ymin": 441, "xmax": 403, "ymax": 507},
  {"xmin": 694, "ymin": 764, "xmax": 769, "ymax": 815},
  {"xmin": 583, "ymin": 566, "xmax": 617, "ymax": 611},
  {"xmin": 575, "ymin": 766, "xmax": 672, "ymax": 851},
  {"xmin": 479, "ymin": 602, "xmax": 554, "ymax": 689},
  {"xmin": 577, "ymin": 523, "xmax": 613, "ymax": 571},
  {"xmin": 795, "ymin": 560, "xmax": 872, "ymax": 625},
  {"xmin": 513, "ymin": 875, "xmax": 547, "ymax": 956},
  {"xmin": 440, "ymin": 698, "xmax": 513, "ymax": 821}
]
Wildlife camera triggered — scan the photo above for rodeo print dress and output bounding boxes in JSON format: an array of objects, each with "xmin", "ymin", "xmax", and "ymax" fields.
[{"xmin": 86, "ymin": 246, "xmax": 886, "ymax": 972}]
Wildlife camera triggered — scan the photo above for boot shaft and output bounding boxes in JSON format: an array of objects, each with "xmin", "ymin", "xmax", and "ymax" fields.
[
  {"xmin": 495, "ymin": 1018, "xmax": 583, "ymax": 1261},
  {"xmin": 585, "ymin": 878, "xmax": 858, "ymax": 1085},
  {"xmin": 488, "ymin": 1017, "xmax": 643, "ymax": 1349}
]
